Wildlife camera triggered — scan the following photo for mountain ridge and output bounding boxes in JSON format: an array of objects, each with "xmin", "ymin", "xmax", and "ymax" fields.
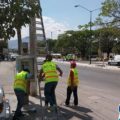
[{"xmin": 8, "ymin": 36, "xmax": 29, "ymax": 49}]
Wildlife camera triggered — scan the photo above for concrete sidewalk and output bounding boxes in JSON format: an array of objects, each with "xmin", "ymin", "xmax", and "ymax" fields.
[{"xmin": 54, "ymin": 59, "xmax": 120, "ymax": 71}]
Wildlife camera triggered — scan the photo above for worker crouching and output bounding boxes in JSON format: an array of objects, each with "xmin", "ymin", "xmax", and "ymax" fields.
[{"xmin": 13, "ymin": 68, "xmax": 31, "ymax": 120}]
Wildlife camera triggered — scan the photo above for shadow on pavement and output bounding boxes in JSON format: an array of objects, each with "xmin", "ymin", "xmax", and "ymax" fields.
[
  {"xmin": 58, "ymin": 105, "xmax": 93, "ymax": 120},
  {"xmin": 11, "ymin": 101, "xmax": 43, "ymax": 120},
  {"xmin": 10, "ymin": 99, "xmax": 93, "ymax": 120}
]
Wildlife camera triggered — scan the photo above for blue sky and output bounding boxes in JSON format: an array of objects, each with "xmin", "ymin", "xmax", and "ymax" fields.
[
  {"xmin": 41, "ymin": 0, "xmax": 103, "ymax": 29},
  {"xmin": 12, "ymin": 0, "xmax": 104, "ymax": 40}
]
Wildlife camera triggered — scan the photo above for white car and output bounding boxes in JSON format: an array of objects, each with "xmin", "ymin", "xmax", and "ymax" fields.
[
  {"xmin": 108, "ymin": 55, "xmax": 120, "ymax": 66},
  {"xmin": 0, "ymin": 86, "xmax": 10, "ymax": 120}
]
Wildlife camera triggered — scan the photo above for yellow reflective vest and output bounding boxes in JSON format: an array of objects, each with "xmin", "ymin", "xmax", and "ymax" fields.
[
  {"xmin": 67, "ymin": 68, "xmax": 79, "ymax": 86},
  {"xmin": 14, "ymin": 71, "xmax": 28, "ymax": 93},
  {"xmin": 42, "ymin": 61, "xmax": 59, "ymax": 84}
]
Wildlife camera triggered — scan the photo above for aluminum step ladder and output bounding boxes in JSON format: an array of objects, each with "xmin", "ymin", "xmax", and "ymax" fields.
[{"xmin": 35, "ymin": 0, "xmax": 48, "ymax": 120}]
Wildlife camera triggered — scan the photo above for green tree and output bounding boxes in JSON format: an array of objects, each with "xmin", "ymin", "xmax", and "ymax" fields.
[
  {"xmin": 46, "ymin": 39, "xmax": 57, "ymax": 53},
  {"xmin": 56, "ymin": 30, "xmax": 90, "ymax": 59},
  {"xmin": 0, "ymin": 0, "xmax": 39, "ymax": 54},
  {"xmin": 0, "ymin": 4, "xmax": 15, "ymax": 40},
  {"xmin": 100, "ymin": 0, "xmax": 120, "ymax": 26},
  {"xmin": 10, "ymin": 0, "xmax": 39, "ymax": 54},
  {"xmin": 96, "ymin": 27, "xmax": 120, "ymax": 57}
]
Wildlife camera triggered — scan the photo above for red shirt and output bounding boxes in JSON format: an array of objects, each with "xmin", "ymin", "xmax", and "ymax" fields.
[{"xmin": 70, "ymin": 69, "xmax": 74, "ymax": 86}]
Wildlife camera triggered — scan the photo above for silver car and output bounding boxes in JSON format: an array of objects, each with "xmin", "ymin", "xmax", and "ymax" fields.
[{"xmin": 0, "ymin": 86, "xmax": 10, "ymax": 120}]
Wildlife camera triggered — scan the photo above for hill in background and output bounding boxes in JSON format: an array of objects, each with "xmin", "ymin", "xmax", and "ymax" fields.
[{"xmin": 8, "ymin": 37, "xmax": 29, "ymax": 49}]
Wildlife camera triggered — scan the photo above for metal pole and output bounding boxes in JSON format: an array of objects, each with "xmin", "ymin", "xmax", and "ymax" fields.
[
  {"xmin": 51, "ymin": 32, "xmax": 53, "ymax": 39},
  {"xmin": 89, "ymin": 11, "xmax": 92, "ymax": 64}
]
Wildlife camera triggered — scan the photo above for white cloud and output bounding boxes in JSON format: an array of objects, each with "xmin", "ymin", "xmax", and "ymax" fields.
[
  {"xmin": 43, "ymin": 16, "xmax": 70, "ymax": 39},
  {"xmin": 11, "ymin": 16, "xmax": 70, "ymax": 40}
]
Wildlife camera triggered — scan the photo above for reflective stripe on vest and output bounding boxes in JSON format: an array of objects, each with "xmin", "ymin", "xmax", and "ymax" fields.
[
  {"xmin": 67, "ymin": 68, "xmax": 79, "ymax": 86},
  {"xmin": 42, "ymin": 61, "xmax": 59, "ymax": 83},
  {"xmin": 14, "ymin": 71, "xmax": 27, "ymax": 92}
]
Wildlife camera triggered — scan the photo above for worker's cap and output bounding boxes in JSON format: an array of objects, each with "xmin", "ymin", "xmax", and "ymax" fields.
[
  {"xmin": 70, "ymin": 61, "xmax": 76, "ymax": 68},
  {"xmin": 46, "ymin": 54, "xmax": 52, "ymax": 61}
]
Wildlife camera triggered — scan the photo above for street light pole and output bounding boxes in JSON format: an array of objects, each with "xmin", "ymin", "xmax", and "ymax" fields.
[
  {"xmin": 75, "ymin": 4, "xmax": 100, "ymax": 64},
  {"xmin": 89, "ymin": 11, "xmax": 92, "ymax": 64},
  {"xmin": 51, "ymin": 32, "xmax": 53, "ymax": 39}
]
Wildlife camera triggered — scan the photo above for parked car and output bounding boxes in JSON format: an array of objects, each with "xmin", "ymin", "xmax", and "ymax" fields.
[
  {"xmin": 0, "ymin": 85, "xmax": 10, "ymax": 120},
  {"xmin": 9, "ymin": 53, "xmax": 19, "ymax": 61},
  {"xmin": 108, "ymin": 55, "xmax": 120, "ymax": 66}
]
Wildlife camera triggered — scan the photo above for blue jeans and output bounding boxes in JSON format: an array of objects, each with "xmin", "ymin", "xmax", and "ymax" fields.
[
  {"xmin": 44, "ymin": 82, "xmax": 57, "ymax": 106},
  {"xmin": 14, "ymin": 89, "xmax": 26, "ymax": 117}
]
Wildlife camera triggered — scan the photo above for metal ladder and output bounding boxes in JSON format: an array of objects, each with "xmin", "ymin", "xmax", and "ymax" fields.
[
  {"xmin": 36, "ymin": 0, "xmax": 48, "ymax": 56},
  {"xmin": 35, "ymin": 0, "xmax": 48, "ymax": 120},
  {"xmin": 34, "ymin": 1, "xmax": 63, "ymax": 120}
]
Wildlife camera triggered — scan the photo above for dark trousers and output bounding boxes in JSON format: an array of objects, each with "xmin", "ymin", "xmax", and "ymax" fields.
[
  {"xmin": 14, "ymin": 89, "xmax": 26, "ymax": 117},
  {"xmin": 65, "ymin": 86, "xmax": 78, "ymax": 105},
  {"xmin": 44, "ymin": 82, "xmax": 57, "ymax": 106}
]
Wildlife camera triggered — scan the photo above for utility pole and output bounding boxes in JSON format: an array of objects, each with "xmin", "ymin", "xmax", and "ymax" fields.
[{"xmin": 29, "ymin": 0, "xmax": 48, "ymax": 96}]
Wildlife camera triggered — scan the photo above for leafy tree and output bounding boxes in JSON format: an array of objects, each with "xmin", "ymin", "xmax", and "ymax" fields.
[
  {"xmin": 100, "ymin": 0, "xmax": 120, "ymax": 27},
  {"xmin": 0, "ymin": 4, "xmax": 15, "ymax": 40},
  {"xmin": 56, "ymin": 30, "xmax": 90, "ymax": 59},
  {"xmin": 0, "ymin": 0, "xmax": 39, "ymax": 54},
  {"xmin": 46, "ymin": 39, "xmax": 57, "ymax": 53},
  {"xmin": 10, "ymin": 0, "xmax": 39, "ymax": 54},
  {"xmin": 95, "ymin": 27, "xmax": 120, "ymax": 57}
]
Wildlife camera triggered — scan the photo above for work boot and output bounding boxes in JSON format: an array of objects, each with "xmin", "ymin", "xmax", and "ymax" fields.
[
  {"xmin": 48, "ymin": 105, "xmax": 57, "ymax": 113},
  {"xmin": 12, "ymin": 116, "xmax": 20, "ymax": 120},
  {"xmin": 18, "ymin": 112, "xmax": 25, "ymax": 117},
  {"xmin": 65, "ymin": 102, "xmax": 69, "ymax": 106}
]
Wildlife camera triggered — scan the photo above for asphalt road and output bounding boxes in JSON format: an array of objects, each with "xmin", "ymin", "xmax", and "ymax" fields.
[
  {"xmin": 57, "ymin": 62, "xmax": 120, "ymax": 96},
  {"xmin": 55, "ymin": 62, "xmax": 120, "ymax": 120}
]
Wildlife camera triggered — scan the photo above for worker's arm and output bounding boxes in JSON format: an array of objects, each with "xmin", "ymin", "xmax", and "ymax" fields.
[
  {"xmin": 26, "ymin": 73, "xmax": 33, "ymax": 79},
  {"xmin": 56, "ymin": 65, "xmax": 63, "ymax": 77},
  {"xmin": 38, "ymin": 69, "xmax": 45, "ymax": 81},
  {"xmin": 70, "ymin": 70, "xmax": 74, "ymax": 88}
]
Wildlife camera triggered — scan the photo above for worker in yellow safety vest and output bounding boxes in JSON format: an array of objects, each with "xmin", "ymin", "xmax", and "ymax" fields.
[
  {"xmin": 39, "ymin": 54, "xmax": 63, "ymax": 110},
  {"xmin": 65, "ymin": 61, "xmax": 79, "ymax": 106},
  {"xmin": 13, "ymin": 68, "xmax": 31, "ymax": 120}
]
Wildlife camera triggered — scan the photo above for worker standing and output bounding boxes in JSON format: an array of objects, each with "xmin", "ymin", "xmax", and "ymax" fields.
[
  {"xmin": 13, "ymin": 68, "xmax": 31, "ymax": 120},
  {"xmin": 65, "ymin": 61, "xmax": 79, "ymax": 106},
  {"xmin": 39, "ymin": 54, "xmax": 63, "ymax": 111}
]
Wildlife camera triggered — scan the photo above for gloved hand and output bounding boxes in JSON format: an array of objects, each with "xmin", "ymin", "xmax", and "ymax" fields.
[{"xmin": 59, "ymin": 73, "xmax": 63, "ymax": 77}]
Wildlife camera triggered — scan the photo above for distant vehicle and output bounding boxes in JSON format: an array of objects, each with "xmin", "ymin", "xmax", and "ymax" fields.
[
  {"xmin": 64, "ymin": 54, "xmax": 77, "ymax": 61},
  {"xmin": 108, "ymin": 55, "xmax": 120, "ymax": 66},
  {"xmin": 9, "ymin": 53, "xmax": 19, "ymax": 61},
  {"xmin": 0, "ymin": 85, "xmax": 10, "ymax": 119},
  {"xmin": 0, "ymin": 54, "xmax": 4, "ymax": 61},
  {"xmin": 91, "ymin": 55, "xmax": 98, "ymax": 61},
  {"xmin": 37, "ymin": 57, "xmax": 44, "ymax": 65},
  {"xmin": 51, "ymin": 53, "xmax": 62, "ymax": 59}
]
